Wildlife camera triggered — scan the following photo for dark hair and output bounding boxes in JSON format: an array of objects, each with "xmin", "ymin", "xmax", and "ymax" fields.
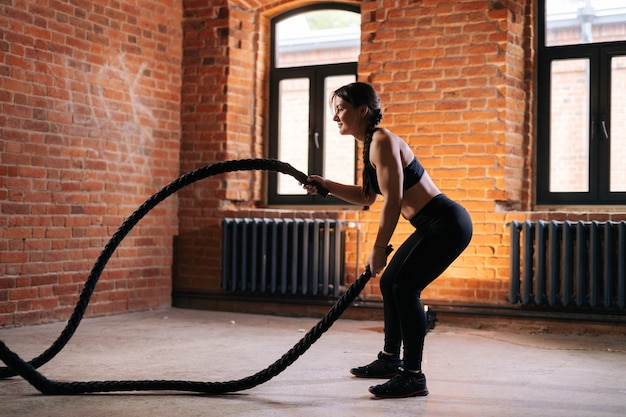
[{"xmin": 330, "ymin": 82, "xmax": 383, "ymax": 197}]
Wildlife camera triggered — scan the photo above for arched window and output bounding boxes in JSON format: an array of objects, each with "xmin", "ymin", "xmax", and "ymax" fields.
[{"xmin": 268, "ymin": 5, "xmax": 360, "ymax": 205}]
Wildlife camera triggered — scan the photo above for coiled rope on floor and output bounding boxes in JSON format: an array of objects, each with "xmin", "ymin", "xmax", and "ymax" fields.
[{"xmin": 0, "ymin": 158, "xmax": 391, "ymax": 395}]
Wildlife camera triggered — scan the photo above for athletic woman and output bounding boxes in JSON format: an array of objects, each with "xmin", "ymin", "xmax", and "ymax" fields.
[{"xmin": 302, "ymin": 82, "xmax": 472, "ymax": 398}]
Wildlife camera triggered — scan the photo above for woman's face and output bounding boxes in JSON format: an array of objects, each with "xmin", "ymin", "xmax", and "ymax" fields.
[{"xmin": 332, "ymin": 97, "xmax": 366, "ymax": 139}]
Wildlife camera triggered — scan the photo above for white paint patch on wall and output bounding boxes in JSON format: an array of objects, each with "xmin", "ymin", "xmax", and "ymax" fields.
[{"xmin": 63, "ymin": 54, "xmax": 159, "ymax": 178}]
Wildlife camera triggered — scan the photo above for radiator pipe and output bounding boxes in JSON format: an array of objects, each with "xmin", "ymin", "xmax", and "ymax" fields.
[
  {"xmin": 418, "ymin": 301, "xmax": 626, "ymax": 325},
  {"xmin": 351, "ymin": 299, "xmax": 626, "ymax": 325}
]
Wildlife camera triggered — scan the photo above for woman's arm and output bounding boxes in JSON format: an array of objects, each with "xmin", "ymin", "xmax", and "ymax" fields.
[
  {"xmin": 367, "ymin": 130, "xmax": 404, "ymax": 275},
  {"xmin": 304, "ymin": 175, "xmax": 377, "ymax": 206}
]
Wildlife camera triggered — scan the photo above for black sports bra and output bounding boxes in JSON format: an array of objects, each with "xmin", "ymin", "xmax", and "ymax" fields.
[{"xmin": 364, "ymin": 156, "xmax": 425, "ymax": 195}]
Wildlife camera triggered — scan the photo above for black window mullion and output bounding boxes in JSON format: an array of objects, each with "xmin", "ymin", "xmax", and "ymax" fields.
[
  {"xmin": 535, "ymin": 37, "xmax": 551, "ymax": 204},
  {"xmin": 596, "ymin": 47, "xmax": 611, "ymax": 200},
  {"xmin": 589, "ymin": 48, "xmax": 601, "ymax": 202},
  {"xmin": 309, "ymin": 70, "xmax": 323, "ymax": 178},
  {"xmin": 598, "ymin": 46, "xmax": 626, "ymax": 202}
]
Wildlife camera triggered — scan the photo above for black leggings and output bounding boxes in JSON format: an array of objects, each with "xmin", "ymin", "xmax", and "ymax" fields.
[{"xmin": 379, "ymin": 194, "xmax": 472, "ymax": 371}]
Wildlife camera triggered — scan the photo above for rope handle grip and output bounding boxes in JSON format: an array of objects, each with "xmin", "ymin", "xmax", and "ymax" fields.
[
  {"xmin": 286, "ymin": 168, "xmax": 329, "ymax": 198},
  {"xmin": 364, "ymin": 244, "xmax": 394, "ymax": 276}
]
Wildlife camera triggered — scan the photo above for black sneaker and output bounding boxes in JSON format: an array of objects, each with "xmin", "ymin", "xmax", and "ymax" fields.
[
  {"xmin": 368, "ymin": 369, "xmax": 429, "ymax": 398},
  {"xmin": 350, "ymin": 352, "xmax": 402, "ymax": 378}
]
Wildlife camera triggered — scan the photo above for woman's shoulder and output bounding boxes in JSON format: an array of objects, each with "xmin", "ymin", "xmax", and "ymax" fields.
[
  {"xmin": 371, "ymin": 126, "xmax": 390, "ymax": 137},
  {"xmin": 371, "ymin": 128, "xmax": 415, "ymax": 164},
  {"xmin": 370, "ymin": 127, "xmax": 397, "ymax": 145},
  {"xmin": 371, "ymin": 128, "xmax": 409, "ymax": 151},
  {"xmin": 374, "ymin": 126, "xmax": 408, "ymax": 140}
]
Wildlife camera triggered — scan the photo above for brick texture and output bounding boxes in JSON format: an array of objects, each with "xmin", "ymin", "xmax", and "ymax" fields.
[
  {"xmin": 4, "ymin": 0, "xmax": 626, "ymax": 327},
  {"xmin": 1, "ymin": 0, "xmax": 182, "ymax": 326},
  {"xmin": 175, "ymin": 0, "xmax": 536, "ymax": 308}
]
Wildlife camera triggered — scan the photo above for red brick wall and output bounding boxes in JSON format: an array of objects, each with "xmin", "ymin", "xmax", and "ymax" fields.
[
  {"xmin": 175, "ymin": 0, "xmax": 621, "ymax": 309},
  {"xmin": 357, "ymin": 0, "xmax": 530, "ymax": 304},
  {"xmin": 4, "ymin": 0, "xmax": 626, "ymax": 326},
  {"xmin": 1, "ymin": 0, "xmax": 182, "ymax": 325},
  {"xmin": 174, "ymin": 0, "xmax": 534, "ymax": 308}
]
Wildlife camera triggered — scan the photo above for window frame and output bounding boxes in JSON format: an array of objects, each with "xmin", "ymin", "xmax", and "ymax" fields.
[
  {"xmin": 536, "ymin": 2, "xmax": 626, "ymax": 205},
  {"xmin": 267, "ymin": 4, "xmax": 360, "ymax": 206}
]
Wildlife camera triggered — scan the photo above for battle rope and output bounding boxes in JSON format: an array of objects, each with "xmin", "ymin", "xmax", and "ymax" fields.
[{"xmin": 0, "ymin": 158, "xmax": 391, "ymax": 395}]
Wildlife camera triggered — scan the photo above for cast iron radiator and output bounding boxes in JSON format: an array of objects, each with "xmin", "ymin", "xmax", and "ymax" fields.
[
  {"xmin": 508, "ymin": 220, "xmax": 626, "ymax": 310},
  {"xmin": 221, "ymin": 218, "xmax": 346, "ymax": 297}
]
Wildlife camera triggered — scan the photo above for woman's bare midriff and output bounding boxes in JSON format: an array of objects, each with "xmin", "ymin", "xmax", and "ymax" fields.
[{"xmin": 400, "ymin": 170, "xmax": 441, "ymax": 220}]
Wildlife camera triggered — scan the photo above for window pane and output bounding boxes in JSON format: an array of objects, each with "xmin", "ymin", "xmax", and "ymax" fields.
[
  {"xmin": 275, "ymin": 9, "xmax": 360, "ymax": 68},
  {"xmin": 324, "ymin": 75, "xmax": 356, "ymax": 184},
  {"xmin": 611, "ymin": 56, "xmax": 626, "ymax": 191},
  {"xmin": 277, "ymin": 78, "xmax": 309, "ymax": 195},
  {"xmin": 546, "ymin": 1, "xmax": 626, "ymax": 46},
  {"xmin": 549, "ymin": 59, "xmax": 590, "ymax": 192}
]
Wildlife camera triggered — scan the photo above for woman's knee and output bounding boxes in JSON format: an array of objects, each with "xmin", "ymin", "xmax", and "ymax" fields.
[{"xmin": 391, "ymin": 280, "xmax": 422, "ymax": 301}]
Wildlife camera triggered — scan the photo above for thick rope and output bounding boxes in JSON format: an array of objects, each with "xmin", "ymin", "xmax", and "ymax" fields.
[{"xmin": 0, "ymin": 158, "xmax": 389, "ymax": 395}]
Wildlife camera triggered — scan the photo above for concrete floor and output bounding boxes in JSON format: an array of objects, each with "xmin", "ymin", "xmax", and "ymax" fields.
[{"xmin": 1, "ymin": 307, "xmax": 626, "ymax": 417}]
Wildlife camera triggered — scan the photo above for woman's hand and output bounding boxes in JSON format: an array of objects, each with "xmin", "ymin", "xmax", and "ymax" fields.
[
  {"xmin": 366, "ymin": 245, "xmax": 389, "ymax": 276},
  {"xmin": 301, "ymin": 175, "xmax": 325, "ymax": 195}
]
